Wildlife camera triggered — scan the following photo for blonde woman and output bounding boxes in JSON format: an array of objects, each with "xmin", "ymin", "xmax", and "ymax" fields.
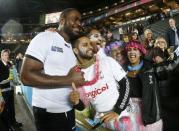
[
  {"xmin": 153, "ymin": 37, "xmax": 174, "ymax": 62},
  {"xmin": 154, "ymin": 37, "xmax": 167, "ymax": 51},
  {"xmin": 143, "ymin": 29, "xmax": 155, "ymax": 51}
]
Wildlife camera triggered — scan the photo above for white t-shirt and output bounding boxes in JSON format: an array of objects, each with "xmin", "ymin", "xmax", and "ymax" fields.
[
  {"xmin": 25, "ymin": 31, "xmax": 76, "ymax": 113},
  {"xmin": 81, "ymin": 56, "xmax": 126, "ymax": 112},
  {"xmin": 97, "ymin": 48, "xmax": 106, "ymax": 58}
]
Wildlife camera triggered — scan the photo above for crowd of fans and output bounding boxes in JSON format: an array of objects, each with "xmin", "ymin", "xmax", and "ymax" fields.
[{"xmin": 96, "ymin": 18, "xmax": 179, "ymax": 131}]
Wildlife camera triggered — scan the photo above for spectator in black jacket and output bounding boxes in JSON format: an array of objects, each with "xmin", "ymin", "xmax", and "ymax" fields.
[
  {"xmin": 0, "ymin": 49, "xmax": 22, "ymax": 131},
  {"xmin": 125, "ymin": 41, "xmax": 162, "ymax": 131},
  {"xmin": 166, "ymin": 18, "xmax": 179, "ymax": 47},
  {"xmin": 149, "ymin": 39, "xmax": 179, "ymax": 131}
]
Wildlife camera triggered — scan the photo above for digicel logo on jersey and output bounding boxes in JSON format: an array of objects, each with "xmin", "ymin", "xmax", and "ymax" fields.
[{"xmin": 85, "ymin": 83, "xmax": 109, "ymax": 98}]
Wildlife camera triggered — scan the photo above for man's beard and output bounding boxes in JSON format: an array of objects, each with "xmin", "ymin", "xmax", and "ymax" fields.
[
  {"xmin": 79, "ymin": 50, "xmax": 94, "ymax": 60},
  {"xmin": 64, "ymin": 25, "xmax": 82, "ymax": 41}
]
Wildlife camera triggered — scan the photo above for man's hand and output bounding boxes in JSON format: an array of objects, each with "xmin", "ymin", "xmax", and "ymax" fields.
[
  {"xmin": 69, "ymin": 82, "xmax": 80, "ymax": 105},
  {"xmin": 100, "ymin": 111, "xmax": 119, "ymax": 123},
  {"xmin": 168, "ymin": 53, "xmax": 174, "ymax": 60},
  {"xmin": 67, "ymin": 66, "xmax": 86, "ymax": 87}
]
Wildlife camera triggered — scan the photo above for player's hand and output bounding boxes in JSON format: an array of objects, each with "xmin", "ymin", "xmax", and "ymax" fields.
[
  {"xmin": 67, "ymin": 66, "xmax": 86, "ymax": 87},
  {"xmin": 100, "ymin": 111, "xmax": 119, "ymax": 123},
  {"xmin": 69, "ymin": 82, "xmax": 80, "ymax": 105}
]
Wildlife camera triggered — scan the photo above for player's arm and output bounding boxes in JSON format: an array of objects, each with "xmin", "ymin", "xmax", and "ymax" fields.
[
  {"xmin": 20, "ymin": 56, "xmax": 85, "ymax": 88},
  {"xmin": 113, "ymin": 76, "xmax": 130, "ymax": 115}
]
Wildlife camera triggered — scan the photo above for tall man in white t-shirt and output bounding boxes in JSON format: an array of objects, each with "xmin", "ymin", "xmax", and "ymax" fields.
[
  {"xmin": 71, "ymin": 36, "xmax": 130, "ymax": 130},
  {"xmin": 20, "ymin": 8, "xmax": 86, "ymax": 131}
]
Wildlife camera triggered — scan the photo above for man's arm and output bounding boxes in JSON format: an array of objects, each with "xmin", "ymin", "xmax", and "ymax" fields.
[
  {"xmin": 113, "ymin": 76, "xmax": 130, "ymax": 115},
  {"xmin": 106, "ymin": 57, "xmax": 130, "ymax": 114},
  {"xmin": 20, "ymin": 56, "xmax": 85, "ymax": 88}
]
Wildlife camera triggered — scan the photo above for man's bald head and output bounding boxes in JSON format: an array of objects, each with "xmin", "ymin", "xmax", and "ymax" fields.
[{"xmin": 169, "ymin": 18, "xmax": 176, "ymax": 28}]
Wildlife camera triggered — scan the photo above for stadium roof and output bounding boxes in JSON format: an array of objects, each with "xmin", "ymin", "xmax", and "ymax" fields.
[{"xmin": 0, "ymin": 0, "xmax": 134, "ymax": 18}]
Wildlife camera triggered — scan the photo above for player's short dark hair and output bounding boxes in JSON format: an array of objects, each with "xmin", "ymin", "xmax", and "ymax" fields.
[{"xmin": 60, "ymin": 8, "xmax": 79, "ymax": 19}]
